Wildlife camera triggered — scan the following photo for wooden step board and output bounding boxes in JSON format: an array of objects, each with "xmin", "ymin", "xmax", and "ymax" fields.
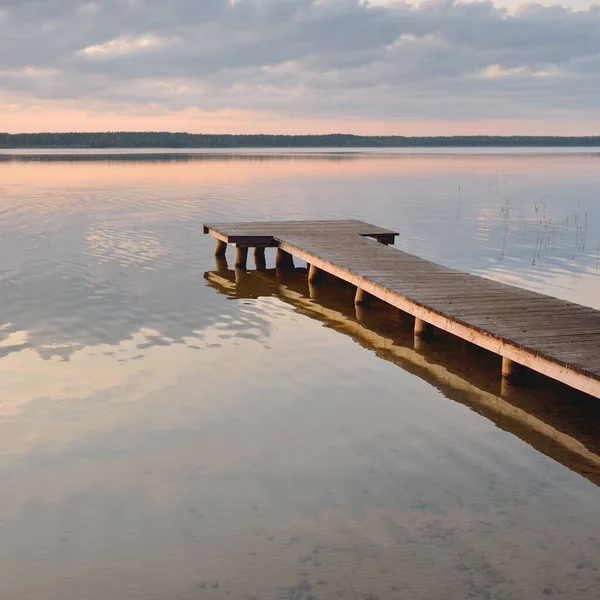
[{"xmin": 203, "ymin": 219, "xmax": 600, "ymax": 399}]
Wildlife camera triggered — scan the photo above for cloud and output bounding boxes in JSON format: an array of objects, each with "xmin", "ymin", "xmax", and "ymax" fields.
[
  {"xmin": 79, "ymin": 34, "xmax": 177, "ymax": 57},
  {"xmin": 0, "ymin": 0, "xmax": 599, "ymax": 123}
]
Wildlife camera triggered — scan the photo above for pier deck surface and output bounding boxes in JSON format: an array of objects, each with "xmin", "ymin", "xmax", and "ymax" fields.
[{"xmin": 203, "ymin": 219, "xmax": 600, "ymax": 398}]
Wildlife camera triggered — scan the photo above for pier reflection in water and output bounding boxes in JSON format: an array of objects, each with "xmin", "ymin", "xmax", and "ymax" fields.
[{"xmin": 206, "ymin": 258, "xmax": 600, "ymax": 488}]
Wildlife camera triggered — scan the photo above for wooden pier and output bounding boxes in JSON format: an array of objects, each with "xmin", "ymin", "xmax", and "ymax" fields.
[{"xmin": 203, "ymin": 219, "xmax": 600, "ymax": 399}]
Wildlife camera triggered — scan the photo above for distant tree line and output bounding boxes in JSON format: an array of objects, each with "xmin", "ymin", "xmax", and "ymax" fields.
[{"xmin": 1, "ymin": 132, "xmax": 600, "ymax": 148}]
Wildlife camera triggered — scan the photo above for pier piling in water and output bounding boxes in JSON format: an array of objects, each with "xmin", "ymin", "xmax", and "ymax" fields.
[
  {"xmin": 354, "ymin": 288, "xmax": 371, "ymax": 306},
  {"xmin": 308, "ymin": 264, "xmax": 323, "ymax": 283},
  {"xmin": 234, "ymin": 247, "xmax": 248, "ymax": 268},
  {"xmin": 214, "ymin": 239, "xmax": 227, "ymax": 257},
  {"xmin": 254, "ymin": 247, "xmax": 266, "ymax": 270},
  {"xmin": 414, "ymin": 318, "xmax": 434, "ymax": 340},
  {"xmin": 502, "ymin": 357, "xmax": 528, "ymax": 385},
  {"xmin": 276, "ymin": 248, "xmax": 295, "ymax": 272}
]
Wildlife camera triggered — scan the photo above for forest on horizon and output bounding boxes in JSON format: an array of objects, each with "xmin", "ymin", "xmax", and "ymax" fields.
[{"xmin": 2, "ymin": 132, "xmax": 600, "ymax": 148}]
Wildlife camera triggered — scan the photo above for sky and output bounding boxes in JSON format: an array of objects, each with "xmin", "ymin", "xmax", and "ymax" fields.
[{"xmin": 1, "ymin": 0, "xmax": 599, "ymax": 135}]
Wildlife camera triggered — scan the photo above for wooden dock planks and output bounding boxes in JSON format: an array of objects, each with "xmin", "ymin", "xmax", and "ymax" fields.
[{"xmin": 203, "ymin": 219, "xmax": 600, "ymax": 399}]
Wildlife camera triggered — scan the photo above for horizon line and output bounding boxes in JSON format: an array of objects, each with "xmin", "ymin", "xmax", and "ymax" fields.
[{"xmin": 4, "ymin": 131, "xmax": 600, "ymax": 138}]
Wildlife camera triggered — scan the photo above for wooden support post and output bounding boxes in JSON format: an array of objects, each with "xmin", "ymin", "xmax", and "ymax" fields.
[
  {"xmin": 502, "ymin": 357, "xmax": 527, "ymax": 385},
  {"xmin": 276, "ymin": 249, "xmax": 295, "ymax": 271},
  {"xmin": 355, "ymin": 287, "xmax": 371, "ymax": 306},
  {"xmin": 234, "ymin": 266, "xmax": 248, "ymax": 285},
  {"xmin": 215, "ymin": 256, "xmax": 228, "ymax": 275},
  {"xmin": 234, "ymin": 247, "xmax": 248, "ymax": 268},
  {"xmin": 413, "ymin": 336, "xmax": 426, "ymax": 352},
  {"xmin": 355, "ymin": 304, "xmax": 367, "ymax": 322},
  {"xmin": 254, "ymin": 247, "xmax": 266, "ymax": 271},
  {"xmin": 308, "ymin": 264, "xmax": 323, "ymax": 283},
  {"xmin": 414, "ymin": 318, "xmax": 434, "ymax": 340},
  {"xmin": 214, "ymin": 239, "xmax": 227, "ymax": 257}
]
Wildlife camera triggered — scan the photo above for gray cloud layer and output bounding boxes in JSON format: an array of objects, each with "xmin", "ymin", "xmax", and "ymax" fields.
[{"xmin": 1, "ymin": 0, "xmax": 599, "ymax": 120}]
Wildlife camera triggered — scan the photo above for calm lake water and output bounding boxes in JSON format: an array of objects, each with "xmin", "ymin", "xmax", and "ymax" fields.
[{"xmin": 1, "ymin": 149, "xmax": 600, "ymax": 600}]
